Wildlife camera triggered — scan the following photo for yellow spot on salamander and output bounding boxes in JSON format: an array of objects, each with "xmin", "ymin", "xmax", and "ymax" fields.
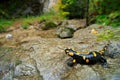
[
  {"xmin": 76, "ymin": 52, "xmax": 81, "ymax": 55},
  {"xmin": 101, "ymin": 50, "xmax": 104, "ymax": 52},
  {"xmin": 99, "ymin": 50, "xmax": 104, "ymax": 54},
  {"xmin": 86, "ymin": 52, "xmax": 90, "ymax": 54},
  {"xmin": 93, "ymin": 52, "xmax": 97, "ymax": 57},
  {"xmin": 73, "ymin": 59, "xmax": 76, "ymax": 63},
  {"xmin": 86, "ymin": 59, "xmax": 89, "ymax": 63},
  {"xmin": 83, "ymin": 56, "xmax": 86, "ymax": 60},
  {"xmin": 69, "ymin": 52, "xmax": 74, "ymax": 56},
  {"xmin": 99, "ymin": 52, "xmax": 103, "ymax": 55},
  {"xmin": 71, "ymin": 48, "xmax": 75, "ymax": 51},
  {"xmin": 104, "ymin": 48, "xmax": 107, "ymax": 50}
]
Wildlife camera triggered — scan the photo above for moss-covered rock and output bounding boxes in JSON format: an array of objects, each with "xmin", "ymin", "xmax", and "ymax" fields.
[
  {"xmin": 42, "ymin": 21, "xmax": 57, "ymax": 30},
  {"xmin": 57, "ymin": 27, "xmax": 75, "ymax": 39}
]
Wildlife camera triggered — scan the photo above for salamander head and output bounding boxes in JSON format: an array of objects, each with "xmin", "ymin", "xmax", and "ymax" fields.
[{"xmin": 65, "ymin": 48, "xmax": 75, "ymax": 56}]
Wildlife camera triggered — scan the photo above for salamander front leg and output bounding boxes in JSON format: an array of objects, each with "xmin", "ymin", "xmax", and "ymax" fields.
[{"xmin": 66, "ymin": 58, "xmax": 77, "ymax": 67}]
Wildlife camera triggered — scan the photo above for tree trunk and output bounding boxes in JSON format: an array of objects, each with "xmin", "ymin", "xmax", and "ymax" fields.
[{"xmin": 86, "ymin": 0, "xmax": 89, "ymax": 26}]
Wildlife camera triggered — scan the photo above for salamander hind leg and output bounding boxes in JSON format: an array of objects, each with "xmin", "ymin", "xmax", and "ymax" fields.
[{"xmin": 99, "ymin": 57, "xmax": 109, "ymax": 68}]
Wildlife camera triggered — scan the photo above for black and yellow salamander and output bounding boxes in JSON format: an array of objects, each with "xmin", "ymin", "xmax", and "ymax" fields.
[{"xmin": 65, "ymin": 45, "xmax": 108, "ymax": 67}]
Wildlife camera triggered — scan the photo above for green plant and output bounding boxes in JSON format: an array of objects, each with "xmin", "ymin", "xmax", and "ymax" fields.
[
  {"xmin": 97, "ymin": 29, "xmax": 120, "ymax": 41},
  {"xmin": 95, "ymin": 12, "xmax": 120, "ymax": 27},
  {"xmin": 42, "ymin": 21, "xmax": 57, "ymax": 30},
  {"xmin": 19, "ymin": 9, "xmax": 66, "ymax": 25},
  {"xmin": 0, "ymin": 19, "xmax": 13, "ymax": 33},
  {"xmin": 0, "ymin": 11, "xmax": 66, "ymax": 32},
  {"xmin": 90, "ymin": 0, "xmax": 120, "ymax": 27},
  {"xmin": 21, "ymin": 23, "xmax": 29, "ymax": 29},
  {"xmin": 0, "ymin": 26, "xmax": 6, "ymax": 33},
  {"xmin": 95, "ymin": 15, "xmax": 110, "ymax": 25},
  {"xmin": 61, "ymin": 0, "xmax": 86, "ymax": 19}
]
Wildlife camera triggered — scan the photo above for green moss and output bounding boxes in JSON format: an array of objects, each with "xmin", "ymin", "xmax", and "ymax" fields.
[
  {"xmin": 62, "ymin": 27, "xmax": 75, "ymax": 33},
  {"xmin": 15, "ymin": 60, "xmax": 22, "ymax": 66}
]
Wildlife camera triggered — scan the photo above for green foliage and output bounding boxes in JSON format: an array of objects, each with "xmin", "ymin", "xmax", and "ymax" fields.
[
  {"xmin": 89, "ymin": 0, "xmax": 120, "ymax": 15},
  {"xmin": 20, "ymin": 9, "xmax": 67, "ymax": 25},
  {"xmin": 61, "ymin": 0, "xmax": 86, "ymax": 19},
  {"xmin": 21, "ymin": 23, "xmax": 29, "ymax": 29},
  {"xmin": 42, "ymin": 10, "xmax": 67, "ymax": 21},
  {"xmin": 95, "ymin": 15, "xmax": 110, "ymax": 26},
  {"xmin": 43, "ymin": 21, "xmax": 57, "ymax": 30},
  {"xmin": 90, "ymin": 0, "xmax": 120, "ymax": 27},
  {"xmin": 95, "ymin": 11, "xmax": 120, "ymax": 27},
  {"xmin": 0, "ymin": 0, "xmax": 26, "ymax": 18},
  {"xmin": 97, "ymin": 29, "xmax": 120, "ymax": 41},
  {"xmin": 0, "ymin": 10, "xmax": 67, "ymax": 32},
  {"xmin": 0, "ymin": 26, "xmax": 6, "ymax": 33},
  {"xmin": 0, "ymin": 19, "xmax": 13, "ymax": 33}
]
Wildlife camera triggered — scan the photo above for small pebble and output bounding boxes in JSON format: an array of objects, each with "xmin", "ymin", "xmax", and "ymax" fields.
[{"xmin": 5, "ymin": 34, "xmax": 13, "ymax": 39}]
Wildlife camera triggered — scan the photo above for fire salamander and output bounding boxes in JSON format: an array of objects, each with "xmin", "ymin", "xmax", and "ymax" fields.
[{"xmin": 65, "ymin": 45, "xmax": 108, "ymax": 67}]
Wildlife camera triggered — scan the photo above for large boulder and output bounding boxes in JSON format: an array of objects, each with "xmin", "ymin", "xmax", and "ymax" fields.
[
  {"xmin": 20, "ymin": 24, "xmax": 120, "ymax": 80},
  {"xmin": 0, "ymin": 0, "xmax": 60, "ymax": 18},
  {"xmin": 0, "ymin": 61, "xmax": 15, "ymax": 80},
  {"xmin": 56, "ymin": 19, "xmax": 86, "ymax": 39},
  {"xmin": 43, "ymin": 0, "xmax": 59, "ymax": 12}
]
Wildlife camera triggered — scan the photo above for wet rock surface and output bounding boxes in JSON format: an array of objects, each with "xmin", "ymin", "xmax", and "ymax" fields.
[{"xmin": 0, "ymin": 23, "xmax": 120, "ymax": 80}]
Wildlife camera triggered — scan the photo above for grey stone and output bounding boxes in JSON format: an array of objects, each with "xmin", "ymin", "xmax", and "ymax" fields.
[
  {"xmin": 111, "ymin": 69, "xmax": 120, "ymax": 80},
  {"xmin": 103, "ymin": 69, "xmax": 120, "ymax": 80},
  {"xmin": 14, "ymin": 63, "xmax": 37, "ymax": 76},
  {"xmin": 63, "ymin": 66, "xmax": 100, "ymax": 80},
  {"xmin": 2, "ymin": 71, "xmax": 13, "ymax": 80},
  {"xmin": 66, "ymin": 24, "xmax": 77, "ymax": 31},
  {"xmin": 57, "ymin": 27, "xmax": 75, "ymax": 39},
  {"xmin": 5, "ymin": 34, "xmax": 13, "ymax": 40},
  {"xmin": 105, "ymin": 41, "xmax": 120, "ymax": 58}
]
